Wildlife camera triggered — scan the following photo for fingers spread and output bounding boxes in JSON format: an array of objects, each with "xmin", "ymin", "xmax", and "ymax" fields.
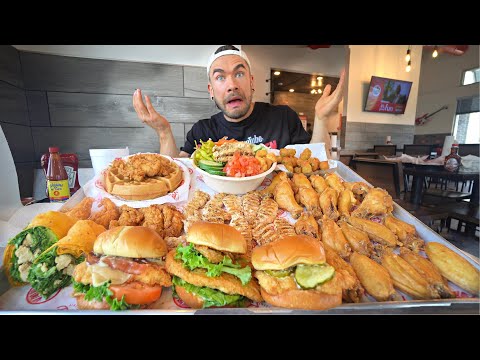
[{"xmin": 322, "ymin": 84, "xmax": 332, "ymax": 98}]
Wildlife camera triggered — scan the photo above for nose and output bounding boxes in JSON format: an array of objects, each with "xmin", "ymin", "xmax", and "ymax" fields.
[{"xmin": 225, "ymin": 75, "xmax": 239, "ymax": 92}]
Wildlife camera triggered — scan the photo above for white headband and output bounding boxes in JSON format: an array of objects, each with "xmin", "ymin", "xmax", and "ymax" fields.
[{"xmin": 206, "ymin": 49, "xmax": 251, "ymax": 76}]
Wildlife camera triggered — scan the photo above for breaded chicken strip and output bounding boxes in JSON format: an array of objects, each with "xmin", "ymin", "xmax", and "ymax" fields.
[
  {"xmin": 165, "ymin": 250, "xmax": 262, "ymax": 302},
  {"xmin": 65, "ymin": 197, "xmax": 94, "ymax": 220}
]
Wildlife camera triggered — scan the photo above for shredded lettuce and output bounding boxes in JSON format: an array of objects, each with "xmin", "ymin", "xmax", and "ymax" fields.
[
  {"xmin": 175, "ymin": 243, "xmax": 252, "ymax": 285},
  {"xmin": 172, "ymin": 276, "xmax": 248, "ymax": 308},
  {"xmin": 72, "ymin": 280, "xmax": 139, "ymax": 311}
]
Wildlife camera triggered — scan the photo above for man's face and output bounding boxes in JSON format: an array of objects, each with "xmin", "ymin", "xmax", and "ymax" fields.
[{"xmin": 208, "ymin": 55, "xmax": 254, "ymax": 120}]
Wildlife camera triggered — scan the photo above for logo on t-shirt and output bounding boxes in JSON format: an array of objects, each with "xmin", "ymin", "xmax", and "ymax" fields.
[{"xmin": 245, "ymin": 135, "xmax": 264, "ymax": 144}]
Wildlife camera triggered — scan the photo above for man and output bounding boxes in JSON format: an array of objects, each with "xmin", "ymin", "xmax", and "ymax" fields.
[{"xmin": 133, "ymin": 45, "xmax": 345, "ymax": 158}]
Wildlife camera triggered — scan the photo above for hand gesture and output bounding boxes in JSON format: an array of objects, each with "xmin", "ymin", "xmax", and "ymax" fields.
[
  {"xmin": 315, "ymin": 69, "xmax": 345, "ymax": 119},
  {"xmin": 133, "ymin": 89, "xmax": 171, "ymax": 134}
]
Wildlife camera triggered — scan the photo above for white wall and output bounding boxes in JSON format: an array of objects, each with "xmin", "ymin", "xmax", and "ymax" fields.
[
  {"xmin": 12, "ymin": 45, "xmax": 240, "ymax": 67},
  {"xmin": 346, "ymin": 45, "xmax": 423, "ymax": 125},
  {"xmin": 242, "ymin": 45, "xmax": 346, "ymax": 104},
  {"xmin": 415, "ymin": 45, "xmax": 479, "ymax": 135}
]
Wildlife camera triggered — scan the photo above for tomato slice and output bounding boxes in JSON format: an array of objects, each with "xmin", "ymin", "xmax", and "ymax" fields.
[{"xmin": 110, "ymin": 282, "xmax": 163, "ymax": 305}]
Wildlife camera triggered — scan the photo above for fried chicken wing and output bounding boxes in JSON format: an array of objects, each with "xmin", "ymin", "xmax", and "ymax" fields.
[
  {"xmin": 109, "ymin": 205, "xmax": 144, "ymax": 229},
  {"xmin": 294, "ymin": 213, "xmax": 320, "ymax": 239},
  {"xmin": 350, "ymin": 252, "xmax": 401, "ymax": 302},
  {"xmin": 273, "ymin": 180, "xmax": 304, "ymax": 219},
  {"xmin": 292, "ymin": 173, "xmax": 322, "ymax": 216},
  {"xmin": 399, "ymin": 248, "xmax": 455, "ymax": 299},
  {"xmin": 325, "ymin": 173, "xmax": 345, "ymax": 194},
  {"xmin": 261, "ymin": 171, "xmax": 288, "ymax": 196},
  {"xmin": 161, "ymin": 204, "xmax": 184, "ymax": 237},
  {"xmin": 385, "ymin": 215, "xmax": 424, "ymax": 252},
  {"xmin": 309, "ymin": 174, "xmax": 328, "ymax": 194},
  {"xmin": 338, "ymin": 220, "xmax": 373, "ymax": 257},
  {"xmin": 344, "ymin": 182, "xmax": 371, "ymax": 202},
  {"xmin": 323, "ymin": 243, "xmax": 364, "ymax": 303},
  {"xmin": 346, "ymin": 216, "xmax": 399, "ymax": 248},
  {"xmin": 380, "ymin": 252, "xmax": 438, "ymax": 300},
  {"xmin": 141, "ymin": 204, "xmax": 164, "ymax": 236},
  {"xmin": 319, "ymin": 187, "xmax": 340, "ymax": 221},
  {"xmin": 319, "ymin": 216, "xmax": 352, "ymax": 260},
  {"xmin": 88, "ymin": 198, "xmax": 120, "ymax": 229},
  {"xmin": 338, "ymin": 189, "xmax": 357, "ymax": 218},
  {"xmin": 351, "ymin": 188, "xmax": 393, "ymax": 219},
  {"xmin": 64, "ymin": 197, "xmax": 94, "ymax": 220}
]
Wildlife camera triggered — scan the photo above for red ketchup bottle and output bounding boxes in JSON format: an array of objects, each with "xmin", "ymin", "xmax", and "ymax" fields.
[{"xmin": 46, "ymin": 147, "xmax": 71, "ymax": 202}]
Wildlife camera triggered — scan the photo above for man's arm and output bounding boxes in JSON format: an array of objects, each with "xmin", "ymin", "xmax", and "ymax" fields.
[
  {"xmin": 133, "ymin": 89, "xmax": 190, "ymax": 158},
  {"xmin": 310, "ymin": 69, "xmax": 346, "ymax": 155}
]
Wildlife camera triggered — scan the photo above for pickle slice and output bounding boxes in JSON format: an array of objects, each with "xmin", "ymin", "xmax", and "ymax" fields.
[
  {"xmin": 265, "ymin": 268, "xmax": 293, "ymax": 277},
  {"xmin": 295, "ymin": 264, "xmax": 335, "ymax": 289}
]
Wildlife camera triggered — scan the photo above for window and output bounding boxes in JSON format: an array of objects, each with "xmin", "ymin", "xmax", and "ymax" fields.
[
  {"xmin": 462, "ymin": 67, "xmax": 480, "ymax": 86},
  {"xmin": 453, "ymin": 96, "xmax": 480, "ymax": 143}
]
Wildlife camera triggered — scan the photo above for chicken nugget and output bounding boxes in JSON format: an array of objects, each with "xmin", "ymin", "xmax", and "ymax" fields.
[
  {"xmin": 319, "ymin": 161, "xmax": 329, "ymax": 170},
  {"xmin": 309, "ymin": 157, "xmax": 321, "ymax": 171},
  {"xmin": 300, "ymin": 148, "xmax": 312, "ymax": 160}
]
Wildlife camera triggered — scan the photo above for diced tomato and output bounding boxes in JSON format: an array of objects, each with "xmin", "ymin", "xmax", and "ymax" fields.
[
  {"xmin": 110, "ymin": 282, "xmax": 163, "ymax": 305},
  {"xmin": 223, "ymin": 152, "xmax": 263, "ymax": 177}
]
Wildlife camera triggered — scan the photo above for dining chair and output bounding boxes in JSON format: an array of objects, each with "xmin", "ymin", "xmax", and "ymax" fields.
[
  {"xmin": 373, "ymin": 145, "xmax": 397, "ymax": 156},
  {"xmin": 403, "ymin": 144, "xmax": 432, "ymax": 156}
]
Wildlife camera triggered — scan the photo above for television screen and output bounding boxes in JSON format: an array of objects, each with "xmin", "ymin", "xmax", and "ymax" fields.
[{"xmin": 364, "ymin": 76, "xmax": 413, "ymax": 114}]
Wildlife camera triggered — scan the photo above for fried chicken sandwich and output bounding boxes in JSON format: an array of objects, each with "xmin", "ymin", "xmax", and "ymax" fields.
[
  {"xmin": 252, "ymin": 235, "xmax": 343, "ymax": 310},
  {"xmin": 165, "ymin": 222, "xmax": 263, "ymax": 309},
  {"xmin": 72, "ymin": 226, "xmax": 172, "ymax": 310}
]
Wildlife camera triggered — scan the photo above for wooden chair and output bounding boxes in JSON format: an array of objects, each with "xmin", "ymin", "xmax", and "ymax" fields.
[
  {"xmin": 403, "ymin": 144, "xmax": 432, "ymax": 156},
  {"xmin": 373, "ymin": 145, "xmax": 397, "ymax": 156}
]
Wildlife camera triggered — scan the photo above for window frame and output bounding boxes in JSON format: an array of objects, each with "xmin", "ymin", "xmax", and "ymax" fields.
[{"xmin": 461, "ymin": 67, "xmax": 480, "ymax": 86}]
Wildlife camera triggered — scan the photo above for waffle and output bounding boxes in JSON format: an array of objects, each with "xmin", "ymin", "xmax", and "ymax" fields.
[{"xmin": 104, "ymin": 157, "xmax": 183, "ymax": 200}]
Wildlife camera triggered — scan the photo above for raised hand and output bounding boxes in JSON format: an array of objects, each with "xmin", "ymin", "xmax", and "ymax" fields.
[
  {"xmin": 315, "ymin": 68, "xmax": 345, "ymax": 119},
  {"xmin": 133, "ymin": 89, "xmax": 171, "ymax": 134}
]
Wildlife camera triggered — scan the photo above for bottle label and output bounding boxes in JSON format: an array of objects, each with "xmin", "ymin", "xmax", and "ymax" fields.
[
  {"xmin": 445, "ymin": 158, "xmax": 460, "ymax": 172},
  {"xmin": 64, "ymin": 166, "xmax": 77, "ymax": 189},
  {"xmin": 47, "ymin": 180, "xmax": 71, "ymax": 202}
]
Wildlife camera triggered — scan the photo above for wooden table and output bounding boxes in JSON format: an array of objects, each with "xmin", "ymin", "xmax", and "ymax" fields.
[{"xmin": 403, "ymin": 164, "xmax": 479, "ymax": 205}]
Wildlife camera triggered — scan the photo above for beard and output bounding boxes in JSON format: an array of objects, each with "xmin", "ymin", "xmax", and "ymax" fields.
[{"xmin": 214, "ymin": 91, "xmax": 253, "ymax": 120}]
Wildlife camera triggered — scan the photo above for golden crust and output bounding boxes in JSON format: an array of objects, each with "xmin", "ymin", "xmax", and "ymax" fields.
[
  {"xmin": 187, "ymin": 222, "xmax": 246, "ymax": 254},
  {"xmin": 165, "ymin": 249, "xmax": 262, "ymax": 302}
]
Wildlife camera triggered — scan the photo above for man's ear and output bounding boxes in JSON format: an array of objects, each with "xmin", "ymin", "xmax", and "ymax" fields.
[{"xmin": 207, "ymin": 83, "xmax": 213, "ymax": 99}]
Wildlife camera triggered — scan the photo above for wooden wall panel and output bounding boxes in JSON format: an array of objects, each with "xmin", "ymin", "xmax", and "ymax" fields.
[
  {"xmin": 21, "ymin": 52, "xmax": 183, "ymax": 96},
  {"xmin": 184, "ymin": 66, "xmax": 209, "ymax": 98},
  {"xmin": 0, "ymin": 45, "xmax": 23, "ymax": 88},
  {"xmin": 26, "ymin": 90, "xmax": 51, "ymax": 126},
  {"xmin": 0, "ymin": 82, "xmax": 29, "ymax": 126},
  {"xmin": 0, "ymin": 123, "xmax": 35, "ymax": 162}
]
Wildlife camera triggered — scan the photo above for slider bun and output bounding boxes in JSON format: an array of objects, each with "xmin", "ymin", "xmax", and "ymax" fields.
[
  {"xmin": 187, "ymin": 222, "xmax": 246, "ymax": 254},
  {"xmin": 260, "ymin": 287, "xmax": 342, "ymax": 311},
  {"xmin": 252, "ymin": 235, "xmax": 326, "ymax": 270},
  {"xmin": 93, "ymin": 226, "xmax": 167, "ymax": 258}
]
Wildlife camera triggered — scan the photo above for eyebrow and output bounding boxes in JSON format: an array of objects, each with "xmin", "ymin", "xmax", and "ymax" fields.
[{"xmin": 212, "ymin": 63, "xmax": 247, "ymax": 77}]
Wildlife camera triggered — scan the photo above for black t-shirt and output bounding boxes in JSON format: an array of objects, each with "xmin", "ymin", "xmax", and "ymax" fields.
[{"xmin": 180, "ymin": 102, "xmax": 311, "ymax": 154}]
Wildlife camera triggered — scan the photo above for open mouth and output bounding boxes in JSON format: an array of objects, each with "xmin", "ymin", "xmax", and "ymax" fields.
[{"xmin": 226, "ymin": 96, "xmax": 244, "ymax": 108}]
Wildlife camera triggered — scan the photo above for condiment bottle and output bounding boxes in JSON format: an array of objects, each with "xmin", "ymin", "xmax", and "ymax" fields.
[
  {"xmin": 444, "ymin": 143, "xmax": 462, "ymax": 172},
  {"xmin": 41, "ymin": 152, "xmax": 80, "ymax": 195},
  {"xmin": 46, "ymin": 147, "xmax": 71, "ymax": 202}
]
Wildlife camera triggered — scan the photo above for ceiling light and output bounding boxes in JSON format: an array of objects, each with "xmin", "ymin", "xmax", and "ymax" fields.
[
  {"xmin": 311, "ymin": 80, "xmax": 316, "ymax": 87},
  {"xmin": 311, "ymin": 89, "xmax": 316, "ymax": 94},
  {"xmin": 318, "ymin": 89, "xmax": 322, "ymax": 94},
  {"xmin": 274, "ymin": 71, "xmax": 281, "ymax": 75},
  {"xmin": 405, "ymin": 46, "xmax": 411, "ymax": 62},
  {"xmin": 432, "ymin": 46, "xmax": 438, "ymax": 58},
  {"xmin": 317, "ymin": 76, "xmax": 323, "ymax": 80},
  {"xmin": 406, "ymin": 60, "xmax": 411, "ymax": 72},
  {"xmin": 289, "ymin": 89, "xmax": 295, "ymax": 92}
]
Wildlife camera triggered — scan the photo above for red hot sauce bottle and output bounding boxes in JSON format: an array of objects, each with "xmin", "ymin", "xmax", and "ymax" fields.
[
  {"xmin": 444, "ymin": 143, "xmax": 462, "ymax": 172},
  {"xmin": 46, "ymin": 147, "xmax": 71, "ymax": 202}
]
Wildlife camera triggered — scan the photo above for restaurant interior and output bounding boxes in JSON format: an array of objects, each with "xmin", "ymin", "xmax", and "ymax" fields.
[{"xmin": 0, "ymin": 45, "xmax": 478, "ymax": 271}]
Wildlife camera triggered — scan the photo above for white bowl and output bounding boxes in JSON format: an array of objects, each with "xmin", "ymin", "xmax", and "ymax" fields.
[{"xmin": 192, "ymin": 154, "xmax": 277, "ymax": 195}]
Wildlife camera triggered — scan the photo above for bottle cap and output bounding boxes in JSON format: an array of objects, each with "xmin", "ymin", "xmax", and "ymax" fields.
[{"xmin": 49, "ymin": 147, "xmax": 59, "ymax": 153}]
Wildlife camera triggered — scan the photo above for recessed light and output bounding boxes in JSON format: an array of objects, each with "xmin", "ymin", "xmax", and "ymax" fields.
[
  {"xmin": 274, "ymin": 71, "xmax": 281, "ymax": 75},
  {"xmin": 317, "ymin": 76, "xmax": 323, "ymax": 80},
  {"xmin": 289, "ymin": 89, "xmax": 295, "ymax": 92}
]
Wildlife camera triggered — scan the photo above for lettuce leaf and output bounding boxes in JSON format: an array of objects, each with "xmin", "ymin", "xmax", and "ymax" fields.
[
  {"xmin": 8, "ymin": 226, "xmax": 58, "ymax": 284},
  {"xmin": 175, "ymin": 243, "xmax": 252, "ymax": 285},
  {"xmin": 172, "ymin": 276, "xmax": 248, "ymax": 308},
  {"xmin": 72, "ymin": 281, "xmax": 139, "ymax": 311}
]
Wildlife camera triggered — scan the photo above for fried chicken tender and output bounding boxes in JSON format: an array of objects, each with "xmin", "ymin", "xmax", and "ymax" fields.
[
  {"xmin": 161, "ymin": 204, "xmax": 184, "ymax": 237},
  {"xmin": 88, "ymin": 198, "xmax": 120, "ymax": 229},
  {"xmin": 274, "ymin": 180, "xmax": 304, "ymax": 219},
  {"xmin": 109, "ymin": 205, "xmax": 144, "ymax": 229},
  {"xmin": 294, "ymin": 213, "xmax": 320, "ymax": 239},
  {"xmin": 319, "ymin": 187, "xmax": 340, "ymax": 221},
  {"xmin": 385, "ymin": 215, "xmax": 424, "ymax": 252},
  {"xmin": 338, "ymin": 220, "xmax": 373, "ymax": 257},
  {"xmin": 257, "ymin": 196, "xmax": 279, "ymax": 224},
  {"xmin": 141, "ymin": 204, "xmax": 164, "ymax": 235},
  {"xmin": 323, "ymin": 243, "xmax": 364, "ymax": 303},
  {"xmin": 242, "ymin": 191, "xmax": 262, "ymax": 225},
  {"xmin": 319, "ymin": 216, "xmax": 352, "ymax": 260},
  {"xmin": 194, "ymin": 245, "xmax": 228, "ymax": 264},
  {"xmin": 164, "ymin": 235, "xmax": 187, "ymax": 251},
  {"xmin": 350, "ymin": 252, "xmax": 401, "ymax": 302},
  {"xmin": 351, "ymin": 188, "xmax": 393, "ymax": 219},
  {"xmin": 64, "ymin": 197, "xmax": 94, "ymax": 220},
  {"xmin": 310, "ymin": 174, "xmax": 328, "ymax": 194},
  {"xmin": 111, "ymin": 153, "xmax": 172, "ymax": 182},
  {"xmin": 73, "ymin": 261, "xmax": 172, "ymax": 287},
  {"xmin": 165, "ymin": 250, "xmax": 262, "ymax": 302}
]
